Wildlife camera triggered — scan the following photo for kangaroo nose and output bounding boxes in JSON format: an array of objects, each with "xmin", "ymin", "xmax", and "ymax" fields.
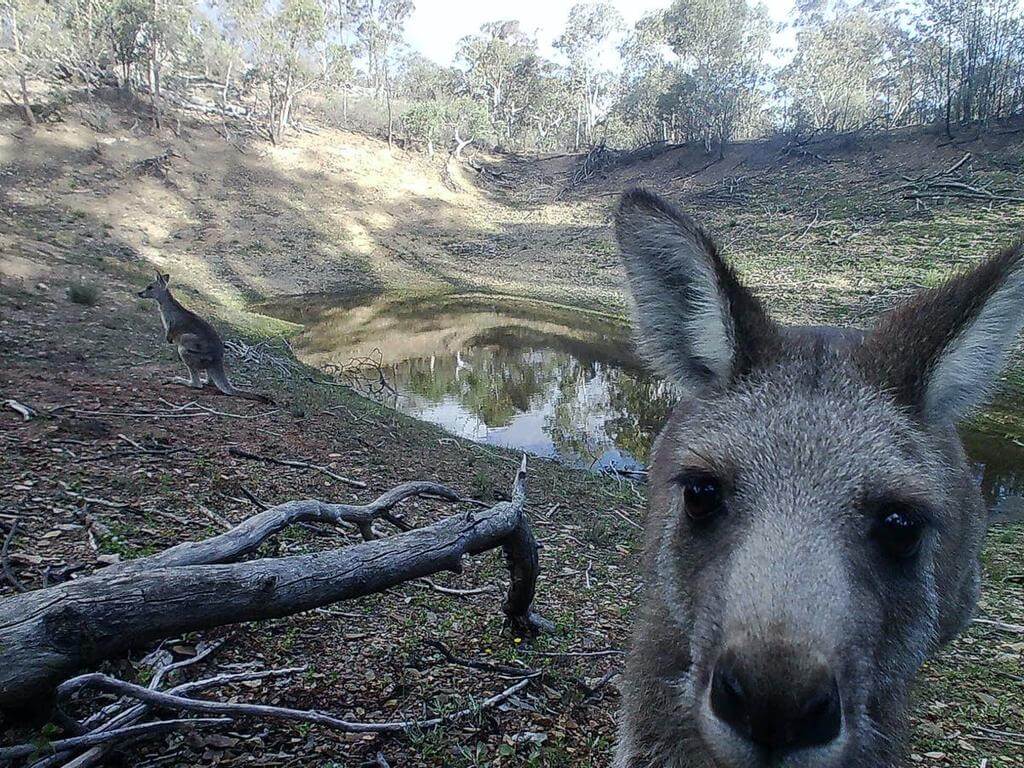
[{"xmin": 709, "ymin": 647, "xmax": 842, "ymax": 752}]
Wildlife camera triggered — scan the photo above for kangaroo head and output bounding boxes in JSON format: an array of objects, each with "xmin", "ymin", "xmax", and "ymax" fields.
[
  {"xmin": 138, "ymin": 271, "xmax": 171, "ymax": 299},
  {"xmin": 615, "ymin": 188, "xmax": 1023, "ymax": 768}
]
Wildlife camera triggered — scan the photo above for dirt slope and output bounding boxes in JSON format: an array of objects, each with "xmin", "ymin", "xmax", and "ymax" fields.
[{"xmin": 1, "ymin": 100, "xmax": 1022, "ymax": 767}]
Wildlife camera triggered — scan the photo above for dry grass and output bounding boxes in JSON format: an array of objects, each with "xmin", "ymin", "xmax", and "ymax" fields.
[{"xmin": 0, "ymin": 105, "xmax": 1022, "ymax": 767}]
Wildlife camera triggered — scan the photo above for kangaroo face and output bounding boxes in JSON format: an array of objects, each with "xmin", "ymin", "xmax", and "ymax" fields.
[
  {"xmin": 645, "ymin": 361, "xmax": 975, "ymax": 767},
  {"xmin": 138, "ymin": 272, "xmax": 171, "ymax": 299},
  {"xmin": 614, "ymin": 189, "xmax": 1019, "ymax": 768}
]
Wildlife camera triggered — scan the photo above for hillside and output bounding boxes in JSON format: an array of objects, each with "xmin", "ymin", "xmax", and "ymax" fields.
[{"xmin": 1, "ymin": 99, "xmax": 1023, "ymax": 768}]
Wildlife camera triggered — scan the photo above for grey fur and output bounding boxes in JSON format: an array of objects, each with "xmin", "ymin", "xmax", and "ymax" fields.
[
  {"xmin": 613, "ymin": 188, "xmax": 1019, "ymax": 768},
  {"xmin": 138, "ymin": 272, "xmax": 273, "ymax": 404}
]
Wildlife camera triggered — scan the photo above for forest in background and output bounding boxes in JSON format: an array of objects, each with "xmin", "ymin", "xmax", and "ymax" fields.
[{"xmin": 4, "ymin": 0, "xmax": 1024, "ymax": 156}]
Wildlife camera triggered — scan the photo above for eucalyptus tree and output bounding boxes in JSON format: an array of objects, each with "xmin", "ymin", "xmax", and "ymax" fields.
[
  {"xmin": 554, "ymin": 1, "xmax": 623, "ymax": 149},
  {"xmin": 0, "ymin": 0, "xmax": 68, "ymax": 125}
]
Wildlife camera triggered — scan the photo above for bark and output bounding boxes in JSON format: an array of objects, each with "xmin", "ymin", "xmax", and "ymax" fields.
[
  {"xmin": 453, "ymin": 127, "xmax": 472, "ymax": 160},
  {"xmin": 0, "ymin": 459, "xmax": 546, "ymax": 709},
  {"xmin": 385, "ymin": 63, "xmax": 394, "ymax": 149},
  {"xmin": 18, "ymin": 73, "xmax": 35, "ymax": 127},
  {"xmin": 150, "ymin": 0, "xmax": 162, "ymax": 129}
]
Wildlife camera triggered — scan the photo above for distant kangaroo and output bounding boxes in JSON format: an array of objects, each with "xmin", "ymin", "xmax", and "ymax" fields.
[
  {"xmin": 613, "ymin": 189, "xmax": 1023, "ymax": 768},
  {"xmin": 137, "ymin": 272, "xmax": 273, "ymax": 405}
]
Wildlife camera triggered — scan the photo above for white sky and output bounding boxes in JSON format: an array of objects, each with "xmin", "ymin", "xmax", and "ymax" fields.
[{"xmin": 404, "ymin": 0, "xmax": 798, "ymax": 68}]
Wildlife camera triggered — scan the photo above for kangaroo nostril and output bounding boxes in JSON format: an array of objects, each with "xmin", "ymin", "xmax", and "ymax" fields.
[
  {"xmin": 796, "ymin": 676, "xmax": 842, "ymax": 747},
  {"xmin": 710, "ymin": 662, "xmax": 752, "ymax": 739},
  {"xmin": 708, "ymin": 650, "xmax": 842, "ymax": 752}
]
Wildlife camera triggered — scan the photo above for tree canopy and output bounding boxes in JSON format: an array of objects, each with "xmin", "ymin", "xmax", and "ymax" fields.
[{"xmin": 5, "ymin": 0, "xmax": 1022, "ymax": 151}]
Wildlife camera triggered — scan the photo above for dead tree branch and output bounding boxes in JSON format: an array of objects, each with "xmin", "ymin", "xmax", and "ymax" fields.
[
  {"xmin": 894, "ymin": 152, "xmax": 1024, "ymax": 204},
  {"xmin": 45, "ymin": 672, "xmax": 532, "ymax": 737},
  {"xmin": 108, "ymin": 481, "xmax": 460, "ymax": 569},
  {"xmin": 0, "ymin": 458, "xmax": 547, "ymax": 709},
  {"xmin": 0, "ymin": 719, "xmax": 233, "ymax": 761}
]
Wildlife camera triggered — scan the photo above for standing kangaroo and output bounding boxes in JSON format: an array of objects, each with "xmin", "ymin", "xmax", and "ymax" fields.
[
  {"xmin": 138, "ymin": 272, "xmax": 273, "ymax": 405},
  {"xmin": 613, "ymin": 189, "xmax": 1023, "ymax": 768}
]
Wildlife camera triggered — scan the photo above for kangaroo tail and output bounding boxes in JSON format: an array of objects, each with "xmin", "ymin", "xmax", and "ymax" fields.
[{"xmin": 209, "ymin": 364, "xmax": 276, "ymax": 405}]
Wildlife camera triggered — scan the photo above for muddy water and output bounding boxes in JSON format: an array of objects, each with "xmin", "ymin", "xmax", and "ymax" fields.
[{"xmin": 262, "ymin": 294, "xmax": 1024, "ymax": 521}]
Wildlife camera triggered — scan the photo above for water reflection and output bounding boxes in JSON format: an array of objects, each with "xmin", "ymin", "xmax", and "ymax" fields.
[{"xmin": 261, "ymin": 293, "xmax": 1023, "ymax": 519}]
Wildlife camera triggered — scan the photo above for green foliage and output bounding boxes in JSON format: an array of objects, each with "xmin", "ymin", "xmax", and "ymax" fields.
[
  {"xmin": 0, "ymin": 0, "xmax": 67, "ymax": 83},
  {"xmin": 13, "ymin": 0, "xmax": 1024, "ymax": 153},
  {"xmin": 554, "ymin": 2, "xmax": 623, "ymax": 147},
  {"xmin": 401, "ymin": 100, "xmax": 447, "ymax": 151},
  {"xmin": 104, "ymin": 0, "xmax": 149, "ymax": 80},
  {"xmin": 67, "ymin": 280, "xmax": 100, "ymax": 306},
  {"xmin": 401, "ymin": 96, "xmax": 493, "ymax": 154}
]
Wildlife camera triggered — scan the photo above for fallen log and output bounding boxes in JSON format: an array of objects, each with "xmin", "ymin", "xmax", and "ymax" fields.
[{"xmin": 0, "ymin": 457, "xmax": 548, "ymax": 710}]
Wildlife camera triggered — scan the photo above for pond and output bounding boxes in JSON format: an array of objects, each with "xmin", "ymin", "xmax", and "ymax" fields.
[{"xmin": 261, "ymin": 293, "xmax": 1024, "ymax": 522}]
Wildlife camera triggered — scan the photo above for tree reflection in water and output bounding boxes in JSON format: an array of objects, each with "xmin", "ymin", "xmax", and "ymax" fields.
[{"xmin": 269, "ymin": 293, "xmax": 1024, "ymax": 508}]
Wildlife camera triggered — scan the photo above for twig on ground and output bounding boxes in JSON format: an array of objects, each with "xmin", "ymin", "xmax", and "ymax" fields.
[
  {"xmin": 159, "ymin": 399, "xmax": 278, "ymax": 420},
  {"xmin": 54, "ymin": 672, "xmax": 532, "ymax": 736},
  {"xmin": 34, "ymin": 659, "xmax": 290, "ymax": 768},
  {"xmin": 227, "ymin": 446, "xmax": 368, "ymax": 489},
  {"xmin": 579, "ymin": 669, "xmax": 619, "ymax": 702},
  {"xmin": 425, "ymin": 640, "xmax": 539, "ymax": 679},
  {"xmin": 973, "ymin": 617, "xmax": 1024, "ymax": 635},
  {"xmin": 2, "ymin": 518, "xmax": 28, "ymax": 593},
  {"xmin": 417, "ymin": 578, "xmax": 497, "ymax": 596},
  {"xmin": 523, "ymin": 648, "xmax": 625, "ymax": 658},
  {"xmin": 0, "ymin": 719, "xmax": 233, "ymax": 761},
  {"xmin": 4, "ymin": 399, "xmax": 37, "ymax": 421}
]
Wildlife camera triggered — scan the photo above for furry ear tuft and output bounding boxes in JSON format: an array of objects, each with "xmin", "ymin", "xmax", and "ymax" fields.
[
  {"xmin": 860, "ymin": 242, "xmax": 1024, "ymax": 423},
  {"xmin": 614, "ymin": 189, "xmax": 776, "ymax": 391}
]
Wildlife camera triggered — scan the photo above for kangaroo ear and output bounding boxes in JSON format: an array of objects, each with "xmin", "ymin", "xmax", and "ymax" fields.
[
  {"xmin": 859, "ymin": 242, "xmax": 1024, "ymax": 423},
  {"xmin": 615, "ymin": 189, "xmax": 777, "ymax": 391},
  {"xmin": 161, "ymin": 273, "xmax": 170, "ymax": 284}
]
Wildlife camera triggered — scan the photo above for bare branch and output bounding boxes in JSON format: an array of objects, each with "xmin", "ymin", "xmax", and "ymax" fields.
[
  {"xmin": 0, "ymin": 460, "xmax": 547, "ymax": 707},
  {"xmin": 0, "ymin": 719, "xmax": 232, "ymax": 761}
]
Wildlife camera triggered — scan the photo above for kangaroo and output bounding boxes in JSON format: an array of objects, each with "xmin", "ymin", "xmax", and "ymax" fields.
[
  {"xmin": 137, "ymin": 272, "xmax": 274, "ymax": 405},
  {"xmin": 613, "ymin": 189, "xmax": 1023, "ymax": 768}
]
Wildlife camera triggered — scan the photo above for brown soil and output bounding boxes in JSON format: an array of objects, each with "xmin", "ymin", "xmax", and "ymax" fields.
[{"xmin": 0, "ymin": 98, "xmax": 1022, "ymax": 767}]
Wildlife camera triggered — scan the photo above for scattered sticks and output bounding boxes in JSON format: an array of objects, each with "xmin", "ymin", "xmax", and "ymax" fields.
[
  {"xmin": 227, "ymin": 446, "xmax": 368, "ymax": 489},
  {"xmin": 895, "ymin": 152, "xmax": 1024, "ymax": 205},
  {"xmin": 973, "ymin": 617, "xmax": 1024, "ymax": 635},
  {"xmin": 0, "ymin": 459, "xmax": 548, "ymax": 707},
  {"xmin": 0, "ymin": 719, "xmax": 233, "ymax": 761},
  {"xmin": 54, "ymin": 672, "xmax": 532, "ymax": 736}
]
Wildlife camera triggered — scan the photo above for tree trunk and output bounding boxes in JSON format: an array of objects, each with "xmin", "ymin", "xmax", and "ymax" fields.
[
  {"xmin": 385, "ymin": 63, "xmax": 394, "ymax": 149},
  {"xmin": 9, "ymin": 9, "xmax": 34, "ymax": 128},
  {"xmin": 0, "ymin": 461, "xmax": 548, "ymax": 710},
  {"xmin": 453, "ymin": 127, "xmax": 471, "ymax": 160},
  {"xmin": 222, "ymin": 59, "xmax": 233, "ymax": 109},
  {"xmin": 149, "ymin": 58, "xmax": 162, "ymax": 129},
  {"xmin": 18, "ymin": 73, "xmax": 35, "ymax": 128},
  {"xmin": 279, "ymin": 70, "xmax": 294, "ymax": 137}
]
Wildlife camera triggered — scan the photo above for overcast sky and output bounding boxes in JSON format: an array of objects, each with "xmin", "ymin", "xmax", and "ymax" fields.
[{"xmin": 404, "ymin": 0, "xmax": 799, "ymax": 68}]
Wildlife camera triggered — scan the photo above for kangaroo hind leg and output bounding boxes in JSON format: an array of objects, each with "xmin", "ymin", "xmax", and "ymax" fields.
[{"xmin": 170, "ymin": 348, "xmax": 205, "ymax": 389}]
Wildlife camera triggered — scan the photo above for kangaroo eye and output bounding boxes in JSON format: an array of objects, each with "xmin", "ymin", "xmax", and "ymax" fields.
[
  {"xmin": 677, "ymin": 472, "xmax": 724, "ymax": 523},
  {"xmin": 874, "ymin": 507, "xmax": 926, "ymax": 559}
]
